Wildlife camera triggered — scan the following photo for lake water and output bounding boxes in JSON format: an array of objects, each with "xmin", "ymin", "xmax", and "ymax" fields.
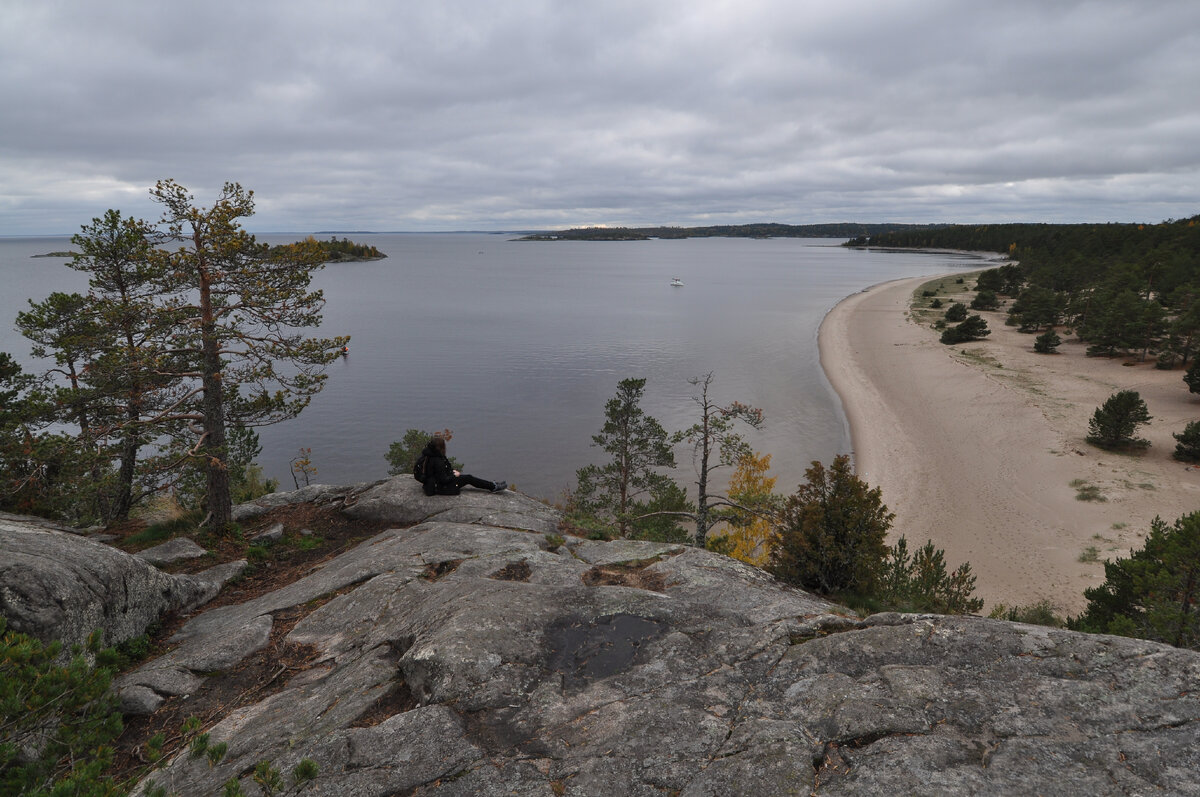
[{"xmin": 0, "ymin": 233, "xmax": 983, "ymax": 502}]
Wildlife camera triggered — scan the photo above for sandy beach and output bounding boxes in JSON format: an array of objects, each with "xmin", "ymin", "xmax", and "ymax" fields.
[{"xmin": 820, "ymin": 272, "xmax": 1200, "ymax": 614}]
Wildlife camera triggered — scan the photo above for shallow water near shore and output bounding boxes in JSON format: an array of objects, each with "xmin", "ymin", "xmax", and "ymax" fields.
[{"xmin": 0, "ymin": 233, "xmax": 982, "ymax": 501}]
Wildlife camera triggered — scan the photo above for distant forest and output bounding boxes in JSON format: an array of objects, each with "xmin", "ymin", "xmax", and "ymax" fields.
[
  {"xmin": 853, "ymin": 215, "xmax": 1200, "ymax": 366},
  {"xmin": 519, "ymin": 222, "xmax": 947, "ymax": 241}
]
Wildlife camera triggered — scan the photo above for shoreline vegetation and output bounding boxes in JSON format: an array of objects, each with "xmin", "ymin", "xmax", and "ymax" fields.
[
  {"xmin": 34, "ymin": 236, "xmax": 387, "ymax": 263},
  {"xmin": 821, "ymin": 268, "xmax": 1200, "ymax": 614},
  {"xmin": 821, "ymin": 215, "xmax": 1200, "ymax": 614}
]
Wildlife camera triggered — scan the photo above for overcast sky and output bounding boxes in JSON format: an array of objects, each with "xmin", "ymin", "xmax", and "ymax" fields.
[{"xmin": 2, "ymin": 0, "xmax": 1198, "ymax": 234}]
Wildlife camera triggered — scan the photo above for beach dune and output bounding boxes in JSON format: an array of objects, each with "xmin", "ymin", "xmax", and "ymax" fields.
[{"xmin": 820, "ymin": 273, "xmax": 1200, "ymax": 614}]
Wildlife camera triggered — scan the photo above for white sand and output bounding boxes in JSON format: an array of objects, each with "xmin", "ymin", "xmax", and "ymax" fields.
[{"xmin": 819, "ymin": 273, "xmax": 1200, "ymax": 614}]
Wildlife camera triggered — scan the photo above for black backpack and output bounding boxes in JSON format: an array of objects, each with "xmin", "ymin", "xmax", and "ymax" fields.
[{"xmin": 413, "ymin": 453, "xmax": 429, "ymax": 482}]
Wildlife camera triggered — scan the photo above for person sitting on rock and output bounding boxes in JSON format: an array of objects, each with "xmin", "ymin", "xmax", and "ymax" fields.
[{"xmin": 419, "ymin": 435, "xmax": 507, "ymax": 496}]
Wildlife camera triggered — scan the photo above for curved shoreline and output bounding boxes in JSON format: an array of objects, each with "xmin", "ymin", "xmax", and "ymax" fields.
[{"xmin": 819, "ymin": 272, "xmax": 1200, "ymax": 613}]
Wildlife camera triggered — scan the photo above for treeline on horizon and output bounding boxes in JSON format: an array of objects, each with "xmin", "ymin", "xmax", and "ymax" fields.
[
  {"xmin": 845, "ymin": 216, "xmax": 1200, "ymax": 260},
  {"xmin": 520, "ymin": 222, "xmax": 946, "ymax": 241}
]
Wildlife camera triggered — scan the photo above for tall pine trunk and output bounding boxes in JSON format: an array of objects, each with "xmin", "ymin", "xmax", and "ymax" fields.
[{"xmin": 197, "ymin": 255, "xmax": 232, "ymax": 527}]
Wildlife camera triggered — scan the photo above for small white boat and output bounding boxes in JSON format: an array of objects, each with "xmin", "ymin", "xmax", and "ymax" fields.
[{"xmin": 670, "ymin": 277, "xmax": 684, "ymax": 287}]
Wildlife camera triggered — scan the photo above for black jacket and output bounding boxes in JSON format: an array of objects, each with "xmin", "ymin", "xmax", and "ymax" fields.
[{"xmin": 420, "ymin": 444, "xmax": 460, "ymax": 496}]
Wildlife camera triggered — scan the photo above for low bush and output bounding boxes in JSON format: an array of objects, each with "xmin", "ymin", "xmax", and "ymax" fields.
[
  {"xmin": 1086, "ymin": 390, "xmax": 1152, "ymax": 450},
  {"xmin": 940, "ymin": 315, "xmax": 991, "ymax": 344},
  {"xmin": 1172, "ymin": 420, "xmax": 1200, "ymax": 462},
  {"xmin": 0, "ymin": 620, "xmax": 123, "ymax": 795},
  {"xmin": 1033, "ymin": 330, "xmax": 1061, "ymax": 353},
  {"xmin": 970, "ymin": 290, "xmax": 999, "ymax": 310},
  {"xmin": 988, "ymin": 600, "xmax": 1063, "ymax": 627},
  {"xmin": 944, "ymin": 302, "xmax": 968, "ymax": 322}
]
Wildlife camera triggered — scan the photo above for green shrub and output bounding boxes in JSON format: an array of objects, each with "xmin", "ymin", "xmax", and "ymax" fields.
[
  {"xmin": 877, "ymin": 536, "xmax": 983, "ymax": 614},
  {"xmin": 1033, "ymin": 330, "xmax": 1061, "ymax": 353},
  {"xmin": 769, "ymin": 455, "xmax": 892, "ymax": 596},
  {"xmin": 988, "ymin": 600, "xmax": 1063, "ymax": 627},
  {"xmin": 0, "ymin": 620, "xmax": 124, "ymax": 796},
  {"xmin": 1172, "ymin": 420, "xmax": 1200, "ymax": 462},
  {"xmin": 1071, "ymin": 480, "xmax": 1107, "ymax": 502},
  {"xmin": 1185, "ymin": 361, "xmax": 1200, "ymax": 394},
  {"xmin": 940, "ymin": 315, "xmax": 991, "ymax": 344},
  {"xmin": 944, "ymin": 302, "xmax": 968, "ymax": 322},
  {"xmin": 970, "ymin": 290, "xmax": 999, "ymax": 310},
  {"xmin": 295, "ymin": 534, "xmax": 323, "ymax": 552},
  {"xmin": 1070, "ymin": 511, "xmax": 1200, "ymax": 649},
  {"xmin": 246, "ymin": 543, "xmax": 271, "ymax": 562},
  {"xmin": 1086, "ymin": 390, "xmax": 1152, "ymax": 450}
]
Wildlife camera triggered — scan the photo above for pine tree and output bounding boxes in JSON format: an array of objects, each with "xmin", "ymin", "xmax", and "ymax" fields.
[
  {"xmin": 574, "ymin": 378, "xmax": 677, "ymax": 537},
  {"xmin": 1184, "ymin": 360, "xmax": 1200, "ymax": 394},
  {"xmin": 1072, "ymin": 512, "xmax": 1200, "ymax": 649},
  {"xmin": 148, "ymin": 181, "xmax": 348, "ymax": 528},
  {"xmin": 66, "ymin": 210, "xmax": 176, "ymax": 520},
  {"xmin": 1033, "ymin": 329, "xmax": 1061, "ymax": 353},
  {"xmin": 1086, "ymin": 390, "xmax": 1152, "ymax": 449},
  {"xmin": 1172, "ymin": 421, "xmax": 1200, "ymax": 462},
  {"xmin": 769, "ymin": 455, "xmax": 893, "ymax": 596}
]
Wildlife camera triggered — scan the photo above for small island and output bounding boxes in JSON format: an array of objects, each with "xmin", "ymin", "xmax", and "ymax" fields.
[
  {"xmin": 32, "ymin": 251, "xmax": 79, "ymax": 258},
  {"xmin": 269, "ymin": 236, "xmax": 386, "ymax": 263}
]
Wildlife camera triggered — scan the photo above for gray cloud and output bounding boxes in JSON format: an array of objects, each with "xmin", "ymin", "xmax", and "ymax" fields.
[{"xmin": 2, "ymin": 0, "xmax": 1198, "ymax": 233}]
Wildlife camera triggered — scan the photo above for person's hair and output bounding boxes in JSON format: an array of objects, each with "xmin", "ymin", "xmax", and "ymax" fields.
[{"xmin": 430, "ymin": 436, "xmax": 446, "ymax": 456}]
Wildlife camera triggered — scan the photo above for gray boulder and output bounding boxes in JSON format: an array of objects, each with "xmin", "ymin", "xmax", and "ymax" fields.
[
  {"xmin": 231, "ymin": 482, "xmax": 377, "ymax": 521},
  {"xmin": 135, "ymin": 536, "xmax": 207, "ymax": 565},
  {"xmin": 341, "ymin": 475, "xmax": 562, "ymax": 534},
  {"xmin": 127, "ymin": 506, "xmax": 1200, "ymax": 796},
  {"xmin": 0, "ymin": 515, "xmax": 242, "ymax": 651},
  {"xmin": 250, "ymin": 522, "xmax": 285, "ymax": 543}
]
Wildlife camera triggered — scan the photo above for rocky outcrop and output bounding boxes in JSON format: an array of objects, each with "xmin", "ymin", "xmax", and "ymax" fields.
[
  {"xmin": 340, "ymin": 477, "xmax": 563, "ymax": 534},
  {"xmin": 231, "ymin": 482, "xmax": 372, "ymax": 522},
  {"xmin": 113, "ymin": 486, "xmax": 1200, "ymax": 797},
  {"xmin": 0, "ymin": 513, "xmax": 244, "ymax": 652},
  {"xmin": 135, "ymin": 537, "xmax": 207, "ymax": 566},
  {"xmin": 5, "ymin": 488, "xmax": 1199, "ymax": 795}
]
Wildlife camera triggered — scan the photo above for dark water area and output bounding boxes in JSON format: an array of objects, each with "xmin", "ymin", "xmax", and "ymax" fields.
[{"xmin": 0, "ymin": 233, "xmax": 983, "ymax": 502}]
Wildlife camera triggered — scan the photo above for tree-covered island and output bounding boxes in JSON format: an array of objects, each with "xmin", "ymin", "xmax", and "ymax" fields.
[{"xmin": 268, "ymin": 235, "xmax": 386, "ymax": 262}]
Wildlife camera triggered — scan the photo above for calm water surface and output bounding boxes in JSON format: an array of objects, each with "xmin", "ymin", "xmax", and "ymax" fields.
[{"xmin": 0, "ymin": 233, "xmax": 982, "ymax": 501}]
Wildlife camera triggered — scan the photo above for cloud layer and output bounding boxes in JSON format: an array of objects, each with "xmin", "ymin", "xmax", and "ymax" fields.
[{"xmin": 3, "ymin": 0, "xmax": 1198, "ymax": 233}]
